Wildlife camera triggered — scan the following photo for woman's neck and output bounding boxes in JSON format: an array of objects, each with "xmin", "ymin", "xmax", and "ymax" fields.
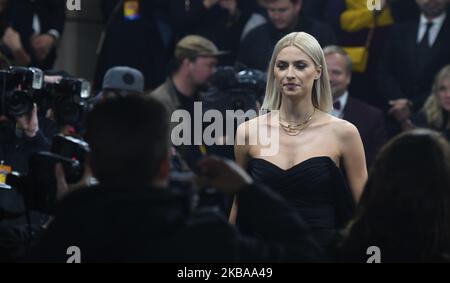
[{"xmin": 279, "ymin": 95, "xmax": 315, "ymax": 123}]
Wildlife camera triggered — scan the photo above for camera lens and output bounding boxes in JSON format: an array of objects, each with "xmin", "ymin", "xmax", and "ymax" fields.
[{"xmin": 6, "ymin": 90, "xmax": 33, "ymax": 117}]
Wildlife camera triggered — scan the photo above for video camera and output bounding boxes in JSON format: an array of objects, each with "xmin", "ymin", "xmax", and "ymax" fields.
[
  {"xmin": 0, "ymin": 66, "xmax": 92, "ymax": 129},
  {"xmin": 202, "ymin": 67, "xmax": 265, "ymax": 160},
  {"xmin": 0, "ymin": 66, "xmax": 44, "ymax": 117},
  {"xmin": 204, "ymin": 66, "xmax": 266, "ymax": 115},
  {"xmin": 39, "ymin": 77, "xmax": 92, "ymax": 127},
  {"xmin": 5, "ymin": 135, "xmax": 89, "ymax": 214}
]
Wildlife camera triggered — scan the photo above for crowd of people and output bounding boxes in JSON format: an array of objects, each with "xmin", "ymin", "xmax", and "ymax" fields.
[{"xmin": 0, "ymin": 0, "xmax": 450, "ymax": 263}]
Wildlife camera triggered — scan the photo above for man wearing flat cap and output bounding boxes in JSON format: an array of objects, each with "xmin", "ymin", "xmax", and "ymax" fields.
[
  {"xmin": 151, "ymin": 35, "xmax": 227, "ymax": 115},
  {"xmin": 150, "ymin": 35, "xmax": 227, "ymax": 170}
]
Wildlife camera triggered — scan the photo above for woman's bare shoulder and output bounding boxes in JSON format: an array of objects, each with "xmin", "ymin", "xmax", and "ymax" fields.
[
  {"xmin": 317, "ymin": 112, "xmax": 359, "ymax": 138},
  {"xmin": 237, "ymin": 112, "xmax": 272, "ymax": 129}
]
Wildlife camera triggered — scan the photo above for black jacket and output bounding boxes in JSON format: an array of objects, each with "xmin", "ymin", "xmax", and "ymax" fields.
[
  {"xmin": 94, "ymin": 0, "xmax": 167, "ymax": 91},
  {"xmin": 412, "ymin": 110, "xmax": 450, "ymax": 141},
  {"xmin": 0, "ymin": 123, "xmax": 51, "ymax": 262},
  {"xmin": 26, "ymin": 183, "xmax": 325, "ymax": 262},
  {"xmin": 0, "ymin": 123, "xmax": 50, "ymax": 175},
  {"xmin": 377, "ymin": 15, "xmax": 450, "ymax": 111},
  {"xmin": 237, "ymin": 13, "xmax": 337, "ymax": 71}
]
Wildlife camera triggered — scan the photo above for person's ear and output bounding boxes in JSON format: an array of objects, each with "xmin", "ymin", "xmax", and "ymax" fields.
[
  {"xmin": 346, "ymin": 71, "xmax": 352, "ymax": 85},
  {"xmin": 315, "ymin": 65, "xmax": 322, "ymax": 80},
  {"xmin": 182, "ymin": 58, "xmax": 193, "ymax": 70}
]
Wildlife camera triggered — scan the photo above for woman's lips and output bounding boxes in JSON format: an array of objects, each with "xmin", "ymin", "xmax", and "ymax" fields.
[{"xmin": 283, "ymin": 83, "xmax": 300, "ymax": 87}]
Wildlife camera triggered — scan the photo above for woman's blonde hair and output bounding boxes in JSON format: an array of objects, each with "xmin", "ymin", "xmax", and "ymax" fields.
[
  {"xmin": 423, "ymin": 65, "xmax": 450, "ymax": 130},
  {"xmin": 261, "ymin": 32, "xmax": 332, "ymax": 112}
]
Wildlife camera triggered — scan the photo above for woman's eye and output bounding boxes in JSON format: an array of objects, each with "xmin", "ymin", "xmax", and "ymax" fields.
[
  {"xmin": 295, "ymin": 63, "xmax": 306, "ymax": 70},
  {"xmin": 276, "ymin": 63, "xmax": 287, "ymax": 69}
]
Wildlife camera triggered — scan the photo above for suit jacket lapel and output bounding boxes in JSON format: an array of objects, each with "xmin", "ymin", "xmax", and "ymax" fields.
[{"xmin": 429, "ymin": 15, "xmax": 450, "ymax": 63}]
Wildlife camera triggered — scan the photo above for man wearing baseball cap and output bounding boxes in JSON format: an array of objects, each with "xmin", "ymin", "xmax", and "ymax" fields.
[
  {"xmin": 101, "ymin": 66, "xmax": 145, "ymax": 100},
  {"xmin": 150, "ymin": 35, "xmax": 227, "ymax": 170}
]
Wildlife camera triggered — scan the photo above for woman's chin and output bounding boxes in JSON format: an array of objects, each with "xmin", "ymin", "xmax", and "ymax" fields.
[{"xmin": 282, "ymin": 90, "xmax": 304, "ymax": 97}]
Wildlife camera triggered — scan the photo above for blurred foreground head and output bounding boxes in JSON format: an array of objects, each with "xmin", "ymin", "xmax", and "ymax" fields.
[
  {"xmin": 85, "ymin": 95, "xmax": 170, "ymax": 188},
  {"xmin": 343, "ymin": 129, "xmax": 450, "ymax": 262}
]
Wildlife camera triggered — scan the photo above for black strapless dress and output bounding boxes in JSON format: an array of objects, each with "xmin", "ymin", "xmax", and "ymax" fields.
[{"xmin": 238, "ymin": 156, "xmax": 355, "ymax": 248}]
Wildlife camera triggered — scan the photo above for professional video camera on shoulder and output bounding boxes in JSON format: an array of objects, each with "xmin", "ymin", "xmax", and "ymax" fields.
[{"xmin": 0, "ymin": 66, "xmax": 44, "ymax": 118}]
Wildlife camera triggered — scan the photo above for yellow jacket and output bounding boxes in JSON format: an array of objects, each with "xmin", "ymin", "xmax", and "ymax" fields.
[{"xmin": 341, "ymin": 0, "xmax": 395, "ymax": 32}]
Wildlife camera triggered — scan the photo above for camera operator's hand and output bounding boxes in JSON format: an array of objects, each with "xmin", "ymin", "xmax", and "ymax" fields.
[
  {"xmin": 197, "ymin": 156, "xmax": 253, "ymax": 194},
  {"xmin": 16, "ymin": 103, "xmax": 39, "ymax": 138},
  {"xmin": 54, "ymin": 162, "xmax": 93, "ymax": 202}
]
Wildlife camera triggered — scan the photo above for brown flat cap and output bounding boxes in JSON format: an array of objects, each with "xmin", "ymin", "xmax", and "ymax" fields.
[{"xmin": 175, "ymin": 35, "xmax": 229, "ymax": 59}]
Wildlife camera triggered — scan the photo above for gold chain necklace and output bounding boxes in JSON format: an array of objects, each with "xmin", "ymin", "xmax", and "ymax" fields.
[{"xmin": 279, "ymin": 108, "xmax": 316, "ymax": 136}]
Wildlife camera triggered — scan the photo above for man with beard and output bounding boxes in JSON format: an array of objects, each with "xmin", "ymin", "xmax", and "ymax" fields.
[{"xmin": 150, "ymin": 35, "xmax": 226, "ymax": 170}]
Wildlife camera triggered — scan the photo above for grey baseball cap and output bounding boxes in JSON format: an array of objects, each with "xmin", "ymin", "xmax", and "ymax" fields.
[{"xmin": 102, "ymin": 66, "xmax": 144, "ymax": 93}]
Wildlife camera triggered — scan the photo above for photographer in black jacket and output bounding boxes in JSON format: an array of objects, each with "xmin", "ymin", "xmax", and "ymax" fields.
[
  {"xmin": 0, "ymin": 103, "xmax": 51, "ymax": 262},
  {"xmin": 27, "ymin": 95, "xmax": 324, "ymax": 263}
]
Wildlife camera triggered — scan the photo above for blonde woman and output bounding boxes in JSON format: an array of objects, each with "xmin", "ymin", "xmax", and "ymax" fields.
[
  {"xmin": 410, "ymin": 65, "xmax": 450, "ymax": 140},
  {"xmin": 232, "ymin": 32, "xmax": 367, "ymax": 248}
]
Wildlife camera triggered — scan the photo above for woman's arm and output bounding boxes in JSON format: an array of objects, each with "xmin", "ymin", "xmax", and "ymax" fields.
[
  {"xmin": 339, "ymin": 122, "xmax": 368, "ymax": 202},
  {"xmin": 230, "ymin": 121, "xmax": 252, "ymax": 224},
  {"xmin": 234, "ymin": 121, "xmax": 251, "ymax": 169}
]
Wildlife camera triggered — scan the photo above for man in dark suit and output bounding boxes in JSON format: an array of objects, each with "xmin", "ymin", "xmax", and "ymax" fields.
[
  {"xmin": 325, "ymin": 45, "xmax": 387, "ymax": 167},
  {"xmin": 237, "ymin": 0, "xmax": 336, "ymax": 71},
  {"xmin": 6, "ymin": 0, "xmax": 65, "ymax": 69},
  {"xmin": 377, "ymin": 0, "xmax": 450, "ymax": 131}
]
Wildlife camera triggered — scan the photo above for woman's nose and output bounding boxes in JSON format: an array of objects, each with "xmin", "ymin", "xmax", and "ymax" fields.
[{"xmin": 286, "ymin": 66, "xmax": 295, "ymax": 79}]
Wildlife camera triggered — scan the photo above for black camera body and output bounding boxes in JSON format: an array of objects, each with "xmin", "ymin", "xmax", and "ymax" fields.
[
  {"xmin": 0, "ymin": 66, "xmax": 44, "ymax": 118},
  {"xmin": 0, "ymin": 66, "xmax": 92, "ymax": 129},
  {"xmin": 202, "ymin": 67, "xmax": 265, "ymax": 160},
  {"xmin": 51, "ymin": 134, "xmax": 89, "ymax": 183},
  {"xmin": 204, "ymin": 66, "xmax": 266, "ymax": 115},
  {"xmin": 39, "ymin": 77, "xmax": 92, "ymax": 127},
  {"xmin": 5, "ymin": 135, "xmax": 89, "ymax": 214}
]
